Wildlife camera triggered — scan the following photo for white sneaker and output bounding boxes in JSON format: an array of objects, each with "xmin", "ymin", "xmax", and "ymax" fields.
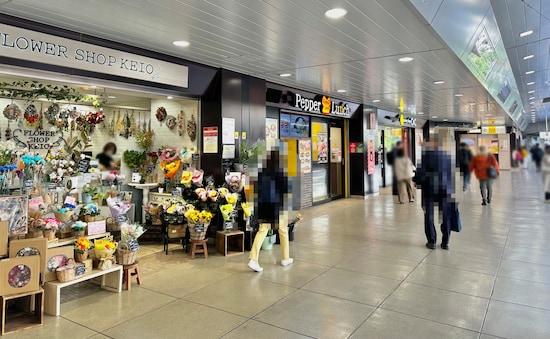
[
  {"xmin": 281, "ymin": 258, "xmax": 294, "ymax": 266},
  {"xmin": 248, "ymin": 260, "xmax": 263, "ymax": 272}
]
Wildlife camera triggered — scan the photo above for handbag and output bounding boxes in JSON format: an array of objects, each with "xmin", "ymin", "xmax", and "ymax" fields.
[
  {"xmin": 487, "ymin": 155, "xmax": 498, "ymax": 179},
  {"xmin": 450, "ymin": 203, "xmax": 462, "ymax": 232}
]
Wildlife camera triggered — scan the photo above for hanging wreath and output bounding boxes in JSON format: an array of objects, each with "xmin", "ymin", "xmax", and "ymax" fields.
[
  {"xmin": 3, "ymin": 103, "xmax": 21, "ymax": 121},
  {"xmin": 156, "ymin": 107, "xmax": 167, "ymax": 122},
  {"xmin": 165, "ymin": 115, "xmax": 177, "ymax": 129},
  {"xmin": 86, "ymin": 111, "xmax": 105, "ymax": 125},
  {"xmin": 45, "ymin": 103, "xmax": 60, "ymax": 124},
  {"xmin": 55, "ymin": 109, "xmax": 69, "ymax": 130},
  {"xmin": 187, "ymin": 115, "xmax": 197, "ymax": 141},
  {"xmin": 24, "ymin": 104, "xmax": 40, "ymax": 127}
]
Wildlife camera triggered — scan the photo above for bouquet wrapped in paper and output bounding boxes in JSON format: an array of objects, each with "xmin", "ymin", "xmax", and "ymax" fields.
[
  {"xmin": 120, "ymin": 223, "xmax": 146, "ymax": 243},
  {"xmin": 94, "ymin": 236, "xmax": 117, "ymax": 258},
  {"xmin": 106, "ymin": 197, "xmax": 131, "ymax": 219}
]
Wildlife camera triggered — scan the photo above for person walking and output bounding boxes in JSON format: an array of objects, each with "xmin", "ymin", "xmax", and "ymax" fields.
[
  {"xmin": 394, "ymin": 148, "xmax": 416, "ymax": 203},
  {"xmin": 415, "ymin": 136, "xmax": 454, "ymax": 250},
  {"xmin": 470, "ymin": 145, "xmax": 500, "ymax": 205},
  {"xmin": 520, "ymin": 146, "xmax": 529, "ymax": 169},
  {"xmin": 247, "ymin": 142, "xmax": 293, "ymax": 272},
  {"xmin": 386, "ymin": 141, "xmax": 403, "ymax": 197},
  {"xmin": 531, "ymin": 144, "xmax": 544, "ymax": 172},
  {"xmin": 457, "ymin": 143, "xmax": 473, "ymax": 191},
  {"xmin": 542, "ymin": 146, "xmax": 550, "ymax": 203}
]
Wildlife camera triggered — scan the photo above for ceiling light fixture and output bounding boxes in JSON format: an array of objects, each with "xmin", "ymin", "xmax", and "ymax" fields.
[
  {"xmin": 525, "ymin": 70, "xmax": 535, "ymax": 75},
  {"xmin": 337, "ymin": 89, "xmax": 346, "ymax": 93},
  {"xmin": 432, "ymin": 116, "xmax": 438, "ymax": 119},
  {"xmin": 433, "ymin": 80, "xmax": 445, "ymax": 84},
  {"xmin": 90, "ymin": 85, "xmax": 97, "ymax": 89},
  {"xmin": 398, "ymin": 56, "xmax": 414, "ymax": 62},
  {"xmin": 372, "ymin": 99, "xmax": 380, "ymax": 103},
  {"xmin": 523, "ymin": 54, "xmax": 534, "ymax": 60},
  {"xmin": 172, "ymin": 40, "xmax": 190, "ymax": 47},
  {"xmin": 108, "ymin": 95, "xmax": 116, "ymax": 99},
  {"xmin": 418, "ymin": 112, "xmax": 424, "ymax": 115},
  {"xmin": 529, "ymin": 97, "xmax": 535, "ymax": 100},
  {"xmin": 325, "ymin": 8, "xmax": 347, "ymax": 19},
  {"xmin": 520, "ymin": 30, "xmax": 534, "ymax": 37},
  {"xmin": 279, "ymin": 73, "xmax": 292, "ymax": 77},
  {"xmin": 443, "ymin": 119, "xmax": 448, "ymax": 122},
  {"xmin": 527, "ymin": 81, "xmax": 535, "ymax": 85},
  {"xmin": 528, "ymin": 90, "xmax": 535, "ymax": 94},
  {"xmin": 454, "ymin": 94, "xmax": 463, "ymax": 97},
  {"xmin": 479, "ymin": 109, "xmax": 486, "ymax": 112},
  {"xmin": 167, "ymin": 96, "xmax": 173, "ymax": 99}
]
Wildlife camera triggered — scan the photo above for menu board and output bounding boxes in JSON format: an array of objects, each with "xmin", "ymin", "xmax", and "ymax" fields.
[
  {"xmin": 280, "ymin": 114, "xmax": 290, "ymax": 137},
  {"xmin": 317, "ymin": 132, "xmax": 328, "ymax": 163},
  {"xmin": 266, "ymin": 118, "xmax": 278, "ymax": 139},
  {"xmin": 298, "ymin": 139, "xmax": 312, "ymax": 174}
]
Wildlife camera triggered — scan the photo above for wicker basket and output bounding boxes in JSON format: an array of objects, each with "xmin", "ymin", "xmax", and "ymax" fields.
[
  {"xmin": 188, "ymin": 223, "xmax": 209, "ymax": 241},
  {"xmin": 106, "ymin": 217, "xmax": 121, "ymax": 232},
  {"xmin": 54, "ymin": 210, "xmax": 74, "ymax": 223},
  {"xmin": 56, "ymin": 259, "xmax": 76, "ymax": 283},
  {"xmin": 115, "ymin": 248, "xmax": 138, "ymax": 265}
]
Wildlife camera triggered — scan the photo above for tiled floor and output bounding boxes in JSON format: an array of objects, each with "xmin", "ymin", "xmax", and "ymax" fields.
[{"xmin": 13, "ymin": 169, "xmax": 550, "ymax": 338}]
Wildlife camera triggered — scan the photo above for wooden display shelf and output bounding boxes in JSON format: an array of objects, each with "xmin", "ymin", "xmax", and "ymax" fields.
[
  {"xmin": 0, "ymin": 289, "xmax": 44, "ymax": 336},
  {"xmin": 47, "ymin": 232, "xmax": 111, "ymax": 249},
  {"xmin": 216, "ymin": 231, "xmax": 244, "ymax": 257}
]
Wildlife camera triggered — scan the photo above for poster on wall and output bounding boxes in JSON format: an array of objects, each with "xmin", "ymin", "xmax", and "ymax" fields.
[
  {"xmin": 280, "ymin": 114, "xmax": 291, "ymax": 137},
  {"xmin": 203, "ymin": 127, "xmax": 218, "ymax": 154},
  {"xmin": 265, "ymin": 118, "xmax": 278, "ymax": 140},
  {"xmin": 367, "ymin": 134, "xmax": 376, "ymax": 175},
  {"xmin": 317, "ymin": 132, "xmax": 328, "ymax": 163},
  {"xmin": 299, "ymin": 139, "xmax": 312, "ymax": 174},
  {"xmin": 290, "ymin": 115, "xmax": 310, "ymax": 138},
  {"xmin": 222, "ymin": 118, "xmax": 235, "ymax": 145},
  {"xmin": 0, "ymin": 196, "xmax": 28, "ymax": 236}
]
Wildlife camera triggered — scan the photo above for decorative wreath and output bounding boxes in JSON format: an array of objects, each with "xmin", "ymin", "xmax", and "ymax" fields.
[
  {"xmin": 45, "ymin": 103, "xmax": 60, "ymax": 124},
  {"xmin": 159, "ymin": 147, "xmax": 180, "ymax": 162},
  {"xmin": 165, "ymin": 115, "xmax": 177, "ymax": 129},
  {"xmin": 24, "ymin": 104, "xmax": 40, "ymax": 126},
  {"xmin": 86, "ymin": 111, "xmax": 105, "ymax": 125},
  {"xmin": 3, "ymin": 103, "xmax": 21, "ymax": 121},
  {"xmin": 156, "ymin": 107, "xmax": 167, "ymax": 122}
]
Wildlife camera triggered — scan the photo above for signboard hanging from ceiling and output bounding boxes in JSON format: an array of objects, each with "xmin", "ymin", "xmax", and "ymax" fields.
[{"xmin": 0, "ymin": 23, "xmax": 189, "ymax": 88}]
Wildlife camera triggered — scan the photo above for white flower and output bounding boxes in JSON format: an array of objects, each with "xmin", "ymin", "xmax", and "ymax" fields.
[
  {"xmin": 69, "ymin": 161, "xmax": 75, "ymax": 166},
  {"xmin": 50, "ymin": 173, "xmax": 58, "ymax": 180},
  {"xmin": 80, "ymin": 154, "xmax": 86, "ymax": 159}
]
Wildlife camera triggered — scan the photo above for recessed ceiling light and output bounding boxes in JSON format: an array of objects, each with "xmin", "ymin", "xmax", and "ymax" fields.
[
  {"xmin": 325, "ymin": 8, "xmax": 347, "ymax": 19},
  {"xmin": 372, "ymin": 99, "xmax": 381, "ymax": 103},
  {"xmin": 469, "ymin": 102, "xmax": 476, "ymax": 105},
  {"xmin": 433, "ymin": 80, "xmax": 445, "ymax": 84},
  {"xmin": 530, "ymin": 101, "xmax": 536, "ymax": 104},
  {"xmin": 529, "ymin": 97, "xmax": 535, "ymax": 100},
  {"xmin": 167, "ymin": 96, "xmax": 173, "ymax": 99},
  {"xmin": 443, "ymin": 119, "xmax": 448, "ymax": 122},
  {"xmin": 454, "ymin": 94, "xmax": 463, "ymax": 97},
  {"xmin": 527, "ymin": 82, "xmax": 535, "ymax": 85},
  {"xmin": 90, "ymin": 85, "xmax": 97, "ymax": 89},
  {"xmin": 523, "ymin": 54, "xmax": 534, "ymax": 60},
  {"xmin": 525, "ymin": 70, "xmax": 535, "ymax": 75},
  {"xmin": 279, "ymin": 73, "xmax": 292, "ymax": 77},
  {"xmin": 479, "ymin": 109, "xmax": 486, "ymax": 112},
  {"xmin": 108, "ymin": 95, "xmax": 116, "ymax": 99},
  {"xmin": 432, "ymin": 116, "xmax": 438, "ymax": 119},
  {"xmin": 528, "ymin": 90, "xmax": 535, "ymax": 94},
  {"xmin": 172, "ymin": 40, "xmax": 190, "ymax": 47},
  {"xmin": 418, "ymin": 112, "xmax": 424, "ymax": 115},
  {"xmin": 398, "ymin": 56, "xmax": 414, "ymax": 62},
  {"xmin": 520, "ymin": 30, "xmax": 534, "ymax": 37},
  {"xmin": 337, "ymin": 89, "xmax": 346, "ymax": 93}
]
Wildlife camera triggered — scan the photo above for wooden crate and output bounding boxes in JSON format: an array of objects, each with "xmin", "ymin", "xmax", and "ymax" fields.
[
  {"xmin": 216, "ymin": 231, "xmax": 244, "ymax": 257},
  {"xmin": 0, "ymin": 256, "xmax": 40, "ymax": 296},
  {"xmin": 0, "ymin": 289, "xmax": 43, "ymax": 335}
]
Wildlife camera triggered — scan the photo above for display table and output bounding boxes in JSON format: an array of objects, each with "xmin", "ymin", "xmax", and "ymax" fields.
[
  {"xmin": 44, "ymin": 264, "xmax": 122, "ymax": 316},
  {"xmin": 0, "ymin": 289, "xmax": 44, "ymax": 335},
  {"xmin": 128, "ymin": 183, "xmax": 159, "ymax": 222},
  {"xmin": 47, "ymin": 232, "xmax": 111, "ymax": 249},
  {"xmin": 216, "ymin": 231, "xmax": 244, "ymax": 256}
]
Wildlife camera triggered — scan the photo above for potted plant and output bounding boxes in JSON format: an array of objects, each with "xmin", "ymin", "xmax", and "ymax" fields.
[
  {"xmin": 74, "ymin": 237, "xmax": 91, "ymax": 262},
  {"xmin": 71, "ymin": 220, "xmax": 87, "ymax": 238},
  {"xmin": 123, "ymin": 150, "xmax": 146, "ymax": 182},
  {"xmin": 38, "ymin": 217, "xmax": 61, "ymax": 240},
  {"xmin": 81, "ymin": 184, "xmax": 97, "ymax": 204},
  {"xmin": 79, "ymin": 203, "xmax": 100, "ymax": 222}
]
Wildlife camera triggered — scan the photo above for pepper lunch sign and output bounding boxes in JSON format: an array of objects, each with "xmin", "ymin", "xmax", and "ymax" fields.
[{"xmin": 294, "ymin": 93, "xmax": 352, "ymax": 117}]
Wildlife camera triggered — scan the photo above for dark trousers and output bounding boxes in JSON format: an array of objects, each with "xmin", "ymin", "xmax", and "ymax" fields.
[{"xmin": 423, "ymin": 197, "xmax": 451, "ymax": 245}]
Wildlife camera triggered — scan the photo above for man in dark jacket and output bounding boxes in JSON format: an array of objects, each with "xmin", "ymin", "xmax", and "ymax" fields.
[
  {"xmin": 531, "ymin": 144, "xmax": 544, "ymax": 172},
  {"xmin": 457, "ymin": 143, "xmax": 473, "ymax": 191},
  {"xmin": 416, "ymin": 137, "xmax": 454, "ymax": 250}
]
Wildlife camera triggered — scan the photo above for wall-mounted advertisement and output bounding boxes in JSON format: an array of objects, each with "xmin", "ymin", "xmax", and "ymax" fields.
[
  {"xmin": 265, "ymin": 118, "xmax": 278, "ymax": 140},
  {"xmin": 467, "ymin": 28, "xmax": 497, "ymax": 80},
  {"xmin": 317, "ymin": 132, "xmax": 328, "ymax": 163}
]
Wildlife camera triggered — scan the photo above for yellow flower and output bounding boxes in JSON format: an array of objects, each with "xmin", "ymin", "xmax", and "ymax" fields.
[
  {"xmin": 241, "ymin": 202, "xmax": 252, "ymax": 218},
  {"xmin": 226, "ymin": 193, "xmax": 238, "ymax": 205},
  {"xmin": 181, "ymin": 170, "xmax": 193, "ymax": 187},
  {"xmin": 220, "ymin": 204, "xmax": 234, "ymax": 221}
]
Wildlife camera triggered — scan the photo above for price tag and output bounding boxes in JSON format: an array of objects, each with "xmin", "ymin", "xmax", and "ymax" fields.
[
  {"xmin": 171, "ymin": 187, "xmax": 181, "ymax": 197},
  {"xmin": 128, "ymin": 240, "xmax": 140, "ymax": 252},
  {"xmin": 116, "ymin": 214, "xmax": 129, "ymax": 223},
  {"xmin": 24, "ymin": 180, "xmax": 34, "ymax": 191},
  {"xmin": 192, "ymin": 154, "xmax": 200, "ymax": 161},
  {"xmin": 194, "ymin": 224, "xmax": 205, "ymax": 233},
  {"xmin": 48, "ymin": 183, "xmax": 57, "ymax": 192},
  {"xmin": 77, "ymin": 158, "xmax": 90, "ymax": 173},
  {"xmin": 224, "ymin": 221, "xmax": 233, "ymax": 230}
]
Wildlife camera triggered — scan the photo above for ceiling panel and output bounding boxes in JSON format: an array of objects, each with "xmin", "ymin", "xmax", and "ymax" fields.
[{"xmin": 0, "ymin": 0, "xmax": 514, "ymax": 125}]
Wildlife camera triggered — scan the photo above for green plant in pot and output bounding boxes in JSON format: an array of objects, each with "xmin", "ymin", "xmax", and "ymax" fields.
[
  {"xmin": 123, "ymin": 150, "xmax": 146, "ymax": 182},
  {"xmin": 81, "ymin": 184, "xmax": 97, "ymax": 204}
]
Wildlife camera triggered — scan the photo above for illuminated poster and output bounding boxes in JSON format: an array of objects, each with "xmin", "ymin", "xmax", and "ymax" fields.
[
  {"xmin": 203, "ymin": 127, "xmax": 218, "ymax": 154},
  {"xmin": 467, "ymin": 28, "xmax": 497, "ymax": 79},
  {"xmin": 298, "ymin": 139, "xmax": 312, "ymax": 174},
  {"xmin": 265, "ymin": 118, "xmax": 278, "ymax": 139},
  {"xmin": 367, "ymin": 134, "xmax": 376, "ymax": 175},
  {"xmin": 317, "ymin": 132, "xmax": 328, "ymax": 163}
]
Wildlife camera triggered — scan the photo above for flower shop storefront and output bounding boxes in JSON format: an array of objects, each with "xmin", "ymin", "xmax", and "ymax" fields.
[{"xmin": 265, "ymin": 83, "xmax": 361, "ymax": 208}]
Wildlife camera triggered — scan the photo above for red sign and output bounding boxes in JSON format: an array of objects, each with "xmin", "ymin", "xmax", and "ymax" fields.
[
  {"xmin": 349, "ymin": 142, "xmax": 357, "ymax": 153},
  {"xmin": 367, "ymin": 135, "xmax": 376, "ymax": 175}
]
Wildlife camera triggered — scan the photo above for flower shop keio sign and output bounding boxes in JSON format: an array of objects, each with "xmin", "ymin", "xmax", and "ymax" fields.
[
  {"xmin": 13, "ymin": 129, "xmax": 63, "ymax": 150},
  {"xmin": 0, "ymin": 23, "xmax": 188, "ymax": 88}
]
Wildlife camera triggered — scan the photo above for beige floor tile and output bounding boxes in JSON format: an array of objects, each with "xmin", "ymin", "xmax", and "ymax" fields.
[
  {"xmin": 492, "ymin": 276, "xmax": 550, "ymax": 310},
  {"xmin": 360, "ymin": 241, "xmax": 432, "ymax": 262},
  {"xmin": 482, "ymin": 300, "xmax": 550, "ymax": 338},
  {"xmin": 423, "ymin": 250, "xmax": 500, "ymax": 275},
  {"xmin": 406, "ymin": 263, "xmax": 495, "ymax": 298},
  {"xmin": 381, "ymin": 283, "xmax": 488, "ymax": 331},
  {"xmin": 258, "ymin": 259, "xmax": 329, "ymax": 288},
  {"xmin": 302, "ymin": 268, "xmax": 400, "ymax": 306},
  {"xmin": 87, "ymin": 334, "xmax": 112, "ymax": 339},
  {"xmin": 184, "ymin": 274, "xmax": 296, "ymax": 317},
  {"xmin": 502, "ymin": 246, "xmax": 550, "ymax": 266},
  {"xmin": 290, "ymin": 243, "xmax": 354, "ymax": 266},
  {"xmin": 350, "ymin": 308, "xmax": 479, "ymax": 339},
  {"xmin": 336, "ymin": 253, "xmax": 418, "ymax": 280},
  {"xmin": 222, "ymin": 320, "xmax": 310, "ymax": 339},
  {"xmin": 62, "ymin": 288, "xmax": 176, "ymax": 331},
  {"xmin": 6, "ymin": 316, "xmax": 97, "ymax": 339},
  {"xmin": 498, "ymin": 259, "xmax": 550, "ymax": 284},
  {"xmin": 255, "ymin": 290, "xmax": 374, "ymax": 339},
  {"xmin": 103, "ymin": 300, "xmax": 246, "ymax": 339}
]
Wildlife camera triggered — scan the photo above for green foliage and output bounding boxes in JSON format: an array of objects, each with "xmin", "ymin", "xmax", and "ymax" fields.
[
  {"xmin": 123, "ymin": 150, "xmax": 146, "ymax": 170},
  {"xmin": 0, "ymin": 80, "xmax": 82, "ymax": 102}
]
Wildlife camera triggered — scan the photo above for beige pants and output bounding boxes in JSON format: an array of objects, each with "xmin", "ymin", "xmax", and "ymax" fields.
[
  {"xmin": 398, "ymin": 178, "xmax": 416, "ymax": 203},
  {"xmin": 249, "ymin": 218, "xmax": 290, "ymax": 261}
]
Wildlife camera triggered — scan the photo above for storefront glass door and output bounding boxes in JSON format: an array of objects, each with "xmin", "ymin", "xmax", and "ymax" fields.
[
  {"xmin": 330, "ymin": 125, "xmax": 344, "ymax": 199},
  {"xmin": 311, "ymin": 121, "xmax": 329, "ymax": 203}
]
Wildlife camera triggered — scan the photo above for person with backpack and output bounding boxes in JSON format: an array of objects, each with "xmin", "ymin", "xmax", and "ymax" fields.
[
  {"xmin": 457, "ymin": 143, "xmax": 473, "ymax": 191},
  {"xmin": 470, "ymin": 145, "xmax": 500, "ymax": 205}
]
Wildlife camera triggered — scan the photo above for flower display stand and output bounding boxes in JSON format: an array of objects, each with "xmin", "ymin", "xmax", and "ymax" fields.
[
  {"xmin": 216, "ymin": 231, "xmax": 244, "ymax": 257},
  {"xmin": 122, "ymin": 261, "xmax": 141, "ymax": 291},
  {"xmin": 190, "ymin": 239, "xmax": 208, "ymax": 259},
  {"xmin": 0, "ymin": 289, "xmax": 44, "ymax": 335}
]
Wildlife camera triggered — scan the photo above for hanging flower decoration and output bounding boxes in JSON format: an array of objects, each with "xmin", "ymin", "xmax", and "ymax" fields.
[
  {"xmin": 3, "ymin": 103, "xmax": 21, "ymax": 120},
  {"xmin": 45, "ymin": 103, "xmax": 60, "ymax": 124},
  {"xmin": 159, "ymin": 147, "xmax": 179, "ymax": 162},
  {"xmin": 165, "ymin": 115, "xmax": 177, "ymax": 129},
  {"xmin": 155, "ymin": 107, "xmax": 167, "ymax": 122},
  {"xmin": 24, "ymin": 104, "xmax": 40, "ymax": 126},
  {"xmin": 180, "ymin": 147, "xmax": 194, "ymax": 163},
  {"xmin": 86, "ymin": 111, "xmax": 105, "ymax": 125}
]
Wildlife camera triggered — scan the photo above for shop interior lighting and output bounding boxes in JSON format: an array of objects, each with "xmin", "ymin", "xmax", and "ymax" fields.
[
  {"xmin": 528, "ymin": 90, "xmax": 535, "ymax": 94},
  {"xmin": 520, "ymin": 30, "xmax": 534, "ymax": 37},
  {"xmin": 279, "ymin": 73, "xmax": 292, "ymax": 77},
  {"xmin": 431, "ymin": 116, "xmax": 438, "ymax": 119},
  {"xmin": 443, "ymin": 119, "xmax": 448, "ymax": 122},
  {"xmin": 337, "ymin": 89, "xmax": 346, "ymax": 93},
  {"xmin": 526, "ymin": 70, "xmax": 535, "ymax": 75},
  {"xmin": 372, "ymin": 99, "xmax": 380, "ymax": 103},
  {"xmin": 167, "ymin": 96, "xmax": 174, "ymax": 99},
  {"xmin": 90, "ymin": 85, "xmax": 97, "ymax": 89},
  {"xmin": 417, "ymin": 112, "xmax": 424, "ymax": 115},
  {"xmin": 529, "ymin": 97, "xmax": 535, "ymax": 100},
  {"xmin": 108, "ymin": 95, "xmax": 116, "ymax": 99},
  {"xmin": 325, "ymin": 8, "xmax": 347, "ymax": 19},
  {"xmin": 530, "ymin": 101, "xmax": 535, "ymax": 105},
  {"xmin": 523, "ymin": 54, "xmax": 534, "ymax": 60},
  {"xmin": 527, "ymin": 82, "xmax": 535, "ymax": 85},
  {"xmin": 398, "ymin": 57, "xmax": 414, "ymax": 62},
  {"xmin": 454, "ymin": 94, "xmax": 463, "ymax": 97},
  {"xmin": 433, "ymin": 80, "xmax": 445, "ymax": 84},
  {"xmin": 172, "ymin": 40, "xmax": 190, "ymax": 47}
]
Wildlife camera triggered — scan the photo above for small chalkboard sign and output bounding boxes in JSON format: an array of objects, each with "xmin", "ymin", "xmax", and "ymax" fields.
[
  {"xmin": 146, "ymin": 165, "xmax": 154, "ymax": 174},
  {"xmin": 48, "ymin": 183, "xmax": 57, "ymax": 192},
  {"xmin": 195, "ymin": 224, "xmax": 205, "ymax": 233},
  {"xmin": 192, "ymin": 154, "xmax": 200, "ymax": 161},
  {"xmin": 77, "ymin": 158, "xmax": 90, "ymax": 173},
  {"xmin": 24, "ymin": 180, "xmax": 34, "ymax": 191},
  {"xmin": 116, "ymin": 214, "xmax": 129, "ymax": 223},
  {"xmin": 224, "ymin": 221, "xmax": 233, "ymax": 230},
  {"xmin": 128, "ymin": 239, "xmax": 140, "ymax": 252},
  {"xmin": 172, "ymin": 187, "xmax": 181, "ymax": 197},
  {"xmin": 75, "ymin": 264, "xmax": 86, "ymax": 276}
]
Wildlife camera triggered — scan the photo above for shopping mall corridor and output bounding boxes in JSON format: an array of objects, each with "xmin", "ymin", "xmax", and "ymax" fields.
[{"xmin": 15, "ymin": 169, "xmax": 550, "ymax": 339}]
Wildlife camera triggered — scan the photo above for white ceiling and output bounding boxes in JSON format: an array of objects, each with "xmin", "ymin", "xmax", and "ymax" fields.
[
  {"xmin": 491, "ymin": 0, "xmax": 550, "ymax": 126},
  {"xmin": 0, "ymin": 0, "xmax": 513, "ymax": 124}
]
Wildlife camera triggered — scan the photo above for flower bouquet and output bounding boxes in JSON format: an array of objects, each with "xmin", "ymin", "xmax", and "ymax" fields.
[
  {"xmin": 38, "ymin": 217, "xmax": 61, "ymax": 240},
  {"xmin": 94, "ymin": 236, "xmax": 117, "ymax": 259},
  {"xmin": 79, "ymin": 203, "xmax": 100, "ymax": 222},
  {"xmin": 117, "ymin": 222, "xmax": 146, "ymax": 264},
  {"xmin": 74, "ymin": 237, "xmax": 91, "ymax": 262},
  {"xmin": 71, "ymin": 221, "xmax": 87, "ymax": 238},
  {"xmin": 51, "ymin": 203, "xmax": 75, "ymax": 223},
  {"xmin": 185, "ymin": 208, "xmax": 213, "ymax": 240},
  {"xmin": 21, "ymin": 153, "xmax": 46, "ymax": 194},
  {"xmin": 160, "ymin": 198, "xmax": 188, "ymax": 224},
  {"xmin": 107, "ymin": 197, "xmax": 131, "ymax": 223}
]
